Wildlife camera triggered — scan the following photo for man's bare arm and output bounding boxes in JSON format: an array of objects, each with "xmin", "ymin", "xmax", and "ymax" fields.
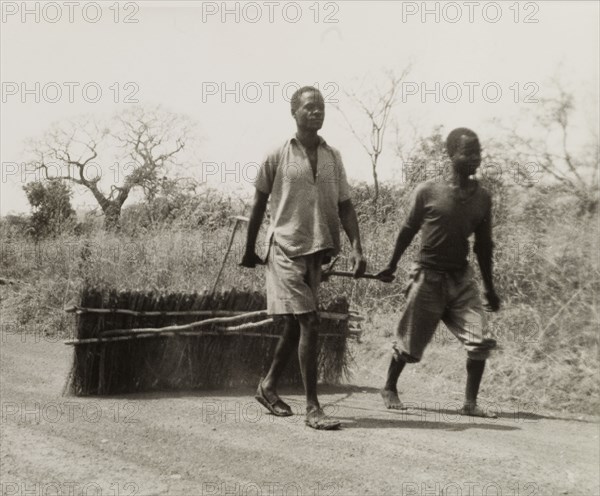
[
  {"xmin": 377, "ymin": 185, "xmax": 425, "ymax": 280},
  {"xmin": 385, "ymin": 225, "xmax": 420, "ymax": 271},
  {"xmin": 474, "ymin": 205, "xmax": 500, "ymax": 311},
  {"xmin": 241, "ymin": 190, "xmax": 269, "ymax": 268},
  {"xmin": 338, "ymin": 199, "xmax": 366, "ymax": 277}
]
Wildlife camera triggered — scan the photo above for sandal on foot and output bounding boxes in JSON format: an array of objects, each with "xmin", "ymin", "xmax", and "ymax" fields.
[
  {"xmin": 305, "ymin": 407, "xmax": 341, "ymax": 430},
  {"xmin": 255, "ymin": 383, "xmax": 293, "ymax": 417},
  {"xmin": 459, "ymin": 403, "xmax": 497, "ymax": 419}
]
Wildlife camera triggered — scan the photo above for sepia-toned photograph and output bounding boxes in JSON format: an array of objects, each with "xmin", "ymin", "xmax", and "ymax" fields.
[{"xmin": 1, "ymin": 1, "xmax": 598, "ymax": 495}]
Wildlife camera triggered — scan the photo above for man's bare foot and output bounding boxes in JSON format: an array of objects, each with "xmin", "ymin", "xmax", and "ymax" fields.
[
  {"xmin": 380, "ymin": 389, "xmax": 407, "ymax": 410},
  {"xmin": 459, "ymin": 403, "xmax": 497, "ymax": 419}
]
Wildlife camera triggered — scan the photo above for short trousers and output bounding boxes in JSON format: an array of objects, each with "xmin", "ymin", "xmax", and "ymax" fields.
[
  {"xmin": 265, "ymin": 241, "xmax": 325, "ymax": 315},
  {"xmin": 396, "ymin": 263, "xmax": 497, "ymax": 362}
]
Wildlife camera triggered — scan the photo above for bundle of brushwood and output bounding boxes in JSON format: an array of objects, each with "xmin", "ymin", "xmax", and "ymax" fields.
[{"xmin": 64, "ymin": 285, "xmax": 362, "ymax": 396}]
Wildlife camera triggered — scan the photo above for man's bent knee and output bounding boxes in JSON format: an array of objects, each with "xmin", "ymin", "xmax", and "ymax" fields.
[{"xmin": 466, "ymin": 338, "xmax": 497, "ymax": 360}]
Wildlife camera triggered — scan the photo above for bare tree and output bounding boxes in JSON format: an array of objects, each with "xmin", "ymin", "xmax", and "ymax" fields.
[
  {"xmin": 26, "ymin": 106, "xmax": 194, "ymax": 229},
  {"xmin": 335, "ymin": 66, "xmax": 410, "ymax": 204},
  {"xmin": 506, "ymin": 83, "xmax": 598, "ymax": 213},
  {"xmin": 394, "ymin": 126, "xmax": 446, "ymax": 187}
]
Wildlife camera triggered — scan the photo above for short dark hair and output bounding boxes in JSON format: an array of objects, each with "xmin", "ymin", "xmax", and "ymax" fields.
[
  {"xmin": 290, "ymin": 86, "xmax": 323, "ymax": 114},
  {"xmin": 446, "ymin": 128, "xmax": 479, "ymax": 156}
]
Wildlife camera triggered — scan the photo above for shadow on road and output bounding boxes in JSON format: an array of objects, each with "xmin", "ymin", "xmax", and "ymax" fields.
[
  {"xmin": 415, "ymin": 405, "xmax": 594, "ymax": 423},
  {"xmin": 82, "ymin": 384, "xmax": 598, "ymax": 424},
  {"xmin": 338, "ymin": 415, "xmax": 521, "ymax": 431},
  {"xmin": 95, "ymin": 383, "xmax": 381, "ymax": 400}
]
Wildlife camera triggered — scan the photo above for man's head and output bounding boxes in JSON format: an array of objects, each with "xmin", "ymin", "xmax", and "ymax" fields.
[
  {"xmin": 446, "ymin": 127, "xmax": 481, "ymax": 176},
  {"xmin": 291, "ymin": 86, "xmax": 325, "ymax": 132}
]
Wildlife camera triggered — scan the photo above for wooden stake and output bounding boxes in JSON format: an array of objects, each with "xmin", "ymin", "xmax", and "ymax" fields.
[
  {"xmin": 100, "ymin": 310, "xmax": 268, "ymax": 337},
  {"xmin": 63, "ymin": 306, "xmax": 357, "ymax": 321},
  {"xmin": 211, "ymin": 216, "xmax": 243, "ymax": 294},
  {"xmin": 64, "ymin": 329, "xmax": 361, "ymax": 346}
]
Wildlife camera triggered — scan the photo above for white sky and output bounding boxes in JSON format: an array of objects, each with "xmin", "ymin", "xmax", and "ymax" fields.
[{"xmin": 1, "ymin": 0, "xmax": 599, "ymax": 215}]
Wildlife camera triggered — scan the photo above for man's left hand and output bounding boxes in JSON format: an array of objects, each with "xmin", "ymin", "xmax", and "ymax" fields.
[
  {"xmin": 484, "ymin": 290, "xmax": 501, "ymax": 312},
  {"xmin": 350, "ymin": 251, "xmax": 367, "ymax": 278}
]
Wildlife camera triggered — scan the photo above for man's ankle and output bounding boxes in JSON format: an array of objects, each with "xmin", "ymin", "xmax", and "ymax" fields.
[{"xmin": 261, "ymin": 377, "xmax": 276, "ymax": 390}]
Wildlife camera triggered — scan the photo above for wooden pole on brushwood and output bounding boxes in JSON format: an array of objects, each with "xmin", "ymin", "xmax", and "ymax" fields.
[{"xmin": 211, "ymin": 215, "xmax": 249, "ymax": 294}]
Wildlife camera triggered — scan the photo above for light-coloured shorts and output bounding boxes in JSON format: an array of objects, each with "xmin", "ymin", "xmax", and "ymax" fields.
[
  {"xmin": 265, "ymin": 241, "xmax": 325, "ymax": 315},
  {"xmin": 397, "ymin": 263, "xmax": 497, "ymax": 362}
]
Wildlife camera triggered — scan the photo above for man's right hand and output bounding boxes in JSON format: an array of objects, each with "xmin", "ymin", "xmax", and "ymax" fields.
[
  {"xmin": 376, "ymin": 265, "xmax": 396, "ymax": 283},
  {"xmin": 240, "ymin": 250, "xmax": 264, "ymax": 268}
]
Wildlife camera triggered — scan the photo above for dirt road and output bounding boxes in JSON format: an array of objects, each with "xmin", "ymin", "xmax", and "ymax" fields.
[{"xmin": 1, "ymin": 335, "xmax": 598, "ymax": 496}]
